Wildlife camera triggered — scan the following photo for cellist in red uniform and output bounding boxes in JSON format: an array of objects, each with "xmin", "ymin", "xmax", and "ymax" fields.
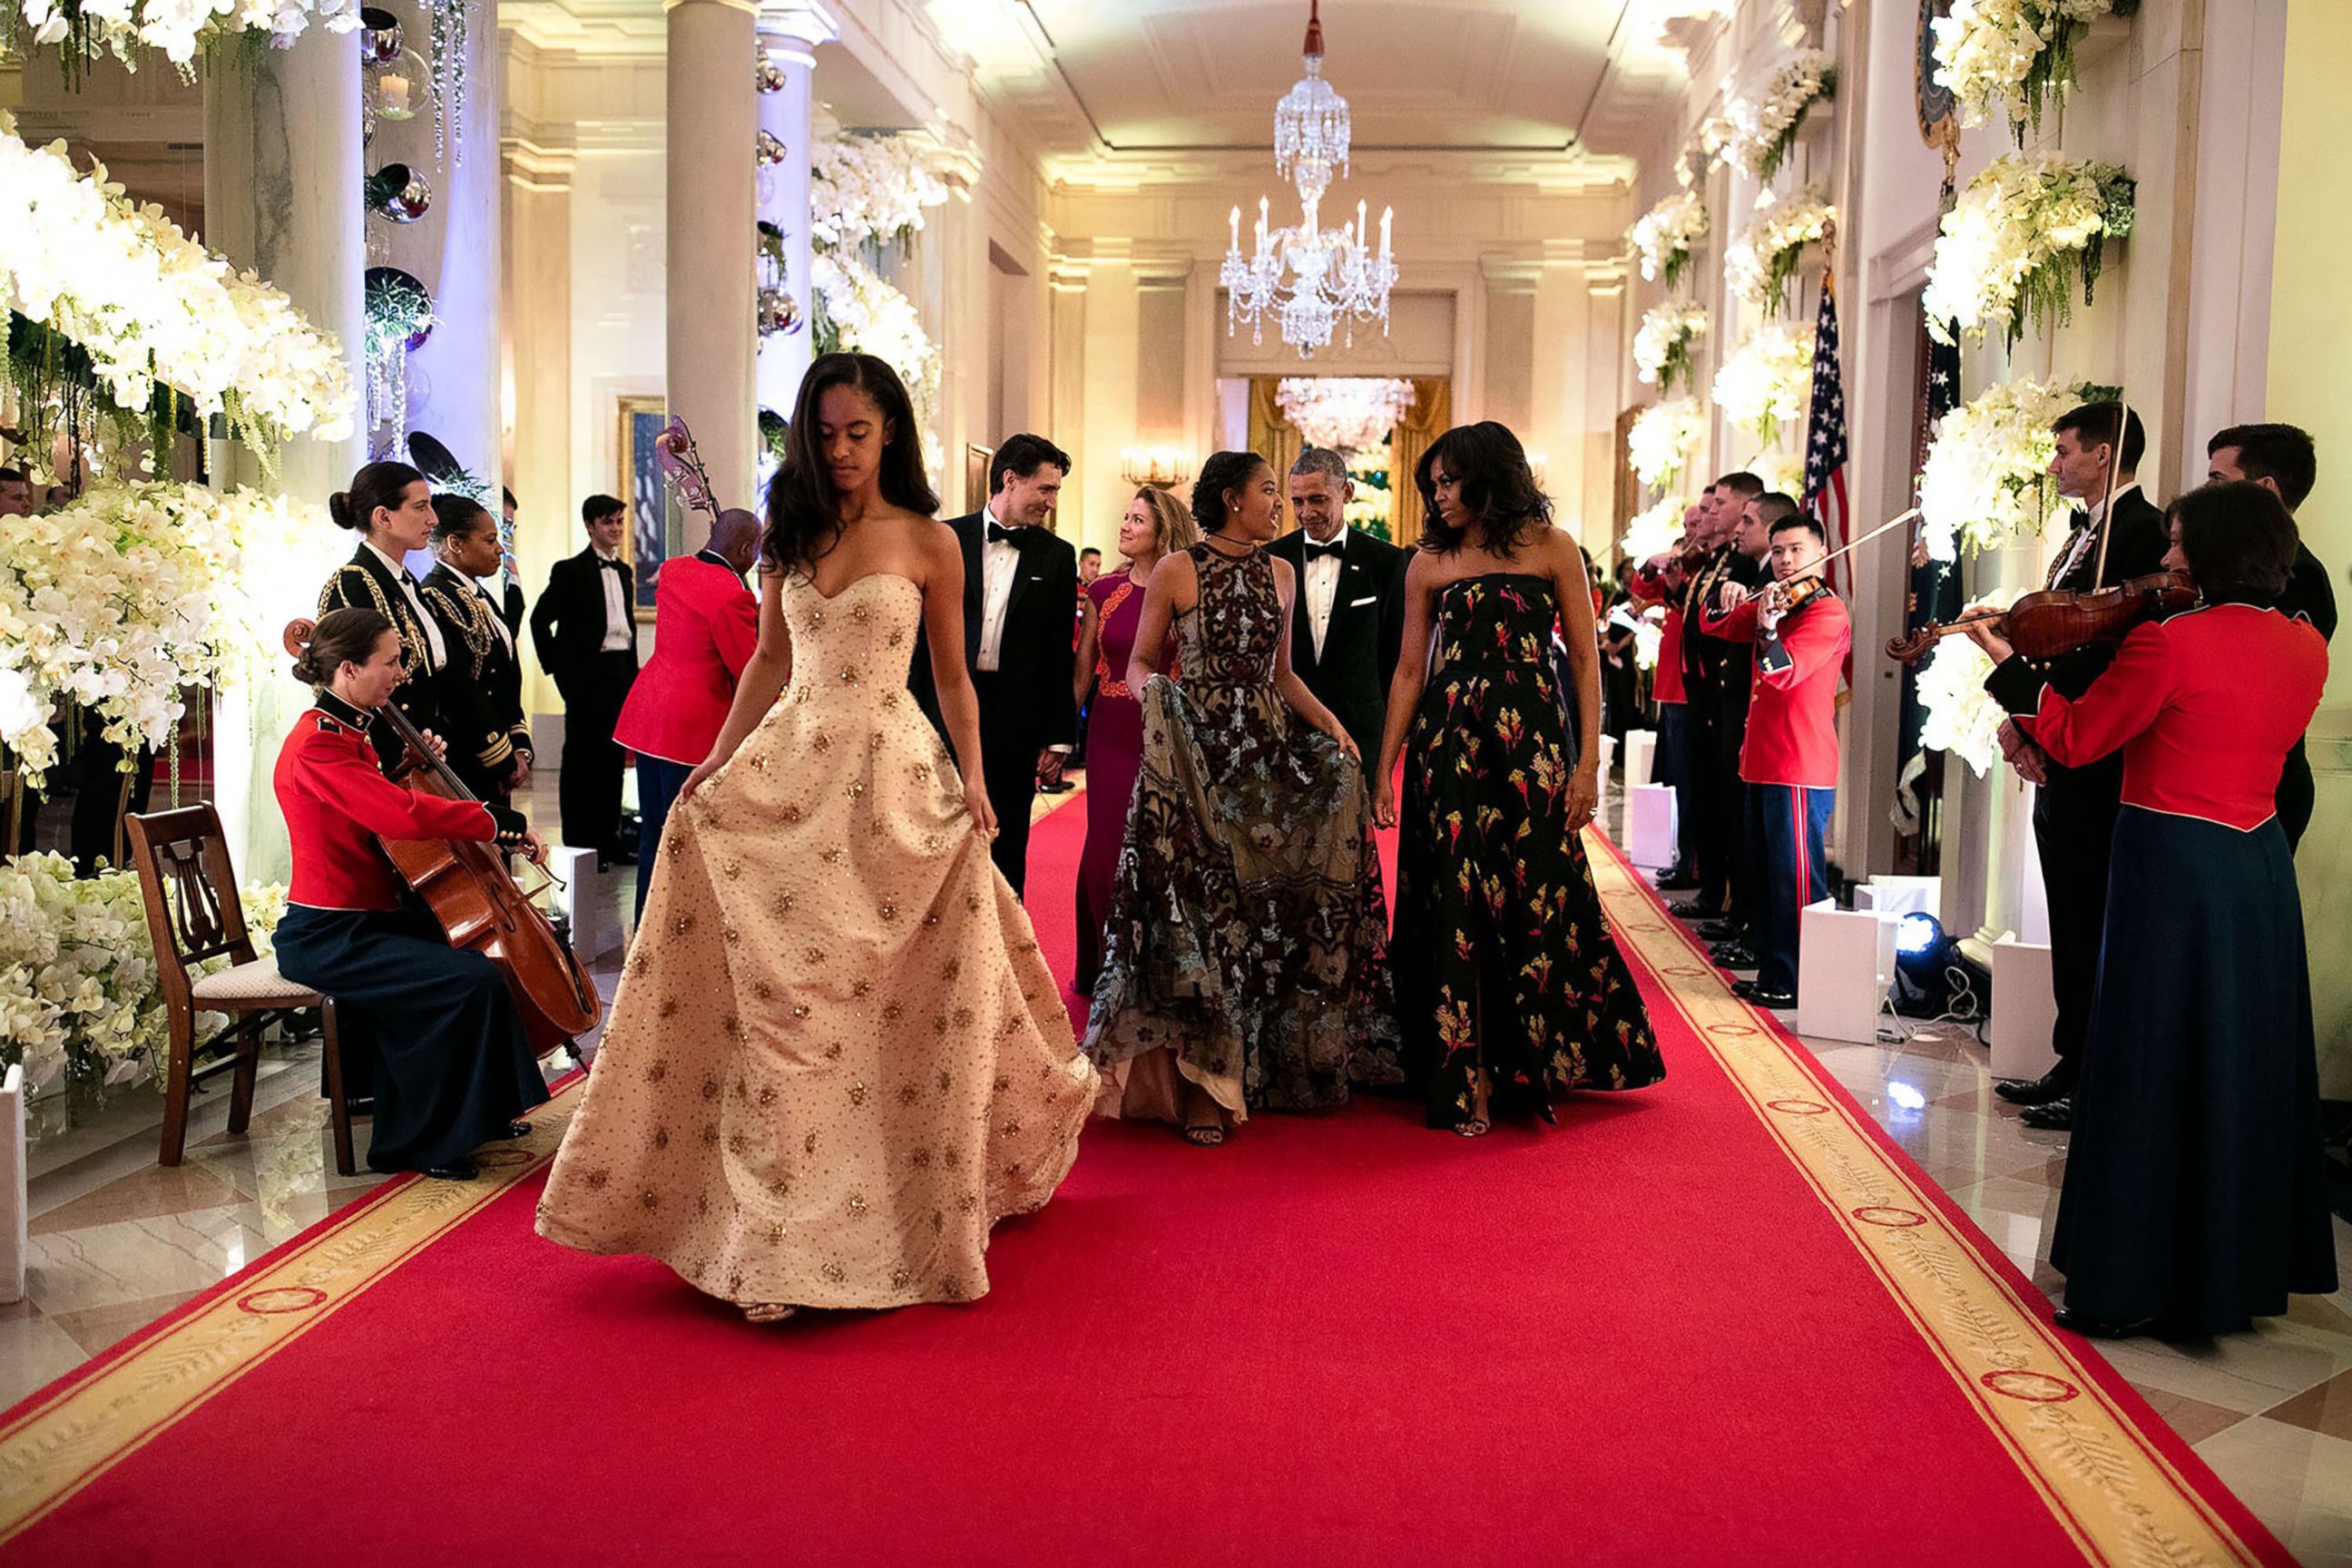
[
  {"xmin": 272, "ymin": 608, "xmax": 554, "ymax": 1181},
  {"xmin": 1969, "ymin": 481, "xmax": 2335, "ymax": 1338}
]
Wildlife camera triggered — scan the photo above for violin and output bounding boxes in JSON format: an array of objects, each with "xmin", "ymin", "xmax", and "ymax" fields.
[
  {"xmin": 282, "ymin": 619, "xmax": 603, "ymax": 1056},
  {"xmin": 1885, "ymin": 571, "xmax": 2196, "ymax": 665}
]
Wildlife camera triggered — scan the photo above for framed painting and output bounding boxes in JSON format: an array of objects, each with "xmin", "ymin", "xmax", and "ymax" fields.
[
  {"xmin": 965, "ymin": 443, "xmax": 993, "ymax": 515},
  {"xmin": 617, "ymin": 394, "xmax": 669, "ymax": 622}
]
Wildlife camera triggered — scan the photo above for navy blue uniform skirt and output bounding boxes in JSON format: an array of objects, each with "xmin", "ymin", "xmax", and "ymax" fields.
[
  {"xmin": 2052, "ymin": 807, "xmax": 2337, "ymax": 1333},
  {"xmin": 273, "ymin": 903, "xmax": 551, "ymax": 1172}
]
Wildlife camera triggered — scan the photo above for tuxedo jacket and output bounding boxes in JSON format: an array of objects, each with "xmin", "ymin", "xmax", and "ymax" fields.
[
  {"xmin": 529, "ymin": 546, "xmax": 640, "ymax": 692},
  {"xmin": 908, "ymin": 512, "xmax": 1079, "ymax": 756},
  {"xmin": 418, "ymin": 563, "xmax": 533, "ymax": 787},
  {"xmin": 1266, "ymin": 525, "xmax": 1407, "ymax": 764},
  {"xmin": 498, "ymin": 577, "xmax": 527, "ymax": 640},
  {"xmin": 2039, "ymin": 485, "xmax": 2170, "ymax": 701},
  {"xmin": 317, "ymin": 543, "xmax": 450, "ymax": 775},
  {"xmin": 613, "ymin": 552, "xmax": 760, "ymax": 766}
]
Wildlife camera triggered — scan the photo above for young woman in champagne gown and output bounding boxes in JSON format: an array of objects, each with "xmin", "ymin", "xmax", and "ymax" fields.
[
  {"xmin": 1071, "ymin": 485, "xmax": 1197, "ymax": 992},
  {"xmin": 1083, "ymin": 451, "xmax": 1401, "ymax": 1146},
  {"xmin": 537, "ymin": 354, "xmax": 1096, "ymax": 1321},
  {"xmin": 1374, "ymin": 422, "xmax": 1663, "ymax": 1136}
]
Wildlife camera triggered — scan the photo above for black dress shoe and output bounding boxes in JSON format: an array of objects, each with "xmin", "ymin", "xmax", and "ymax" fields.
[
  {"xmin": 2019, "ymin": 1097, "xmax": 2073, "ymax": 1131},
  {"xmin": 1732, "ymin": 980, "xmax": 1797, "ymax": 1008},
  {"xmin": 2053, "ymin": 1306, "xmax": 2156, "ymax": 1339},
  {"xmin": 1653, "ymin": 871, "xmax": 1700, "ymax": 892},
  {"xmin": 425, "ymin": 1158, "xmax": 480, "ymax": 1181},
  {"xmin": 1994, "ymin": 1064, "xmax": 2077, "ymax": 1107},
  {"xmin": 493, "ymin": 1121, "xmax": 533, "ymax": 1140},
  {"xmin": 1667, "ymin": 899, "xmax": 1725, "ymax": 920},
  {"xmin": 1710, "ymin": 942, "xmax": 1759, "ymax": 968},
  {"xmin": 1696, "ymin": 918, "xmax": 1745, "ymax": 942}
]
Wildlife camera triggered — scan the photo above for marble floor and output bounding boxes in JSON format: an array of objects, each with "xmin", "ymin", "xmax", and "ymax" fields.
[{"xmin": 3, "ymin": 780, "xmax": 2347, "ymax": 1563}]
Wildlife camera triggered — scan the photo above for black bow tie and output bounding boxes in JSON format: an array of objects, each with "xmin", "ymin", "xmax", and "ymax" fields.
[
  {"xmin": 986, "ymin": 521, "xmax": 1022, "ymax": 545},
  {"xmin": 1302, "ymin": 537, "xmax": 1346, "ymax": 563}
]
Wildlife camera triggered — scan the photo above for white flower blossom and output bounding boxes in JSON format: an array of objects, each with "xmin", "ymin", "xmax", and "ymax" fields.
[
  {"xmin": 1725, "ymin": 186, "xmax": 1837, "ymax": 314},
  {"xmin": 1922, "ymin": 152, "xmax": 2133, "ymax": 344},
  {"xmin": 1931, "ymin": 0, "xmax": 2123, "ymax": 136},
  {"xmin": 1633, "ymin": 302, "xmax": 1710, "ymax": 394},
  {"xmin": 1629, "ymin": 191, "xmax": 1710, "ymax": 287},
  {"xmin": 1711, "ymin": 321, "xmax": 1816, "ymax": 446},
  {"xmin": 1916, "ymin": 638, "xmax": 2005, "ymax": 777},
  {"xmin": 1725, "ymin": 49, "xmax": 1837, "ymax": 183},
  {"xmin": 1627, "ymin": 398, "xmax": 1707, "ymax": 490},
  {"xmin": 1916, "ymin": 377, "xmax": 2102, "ymax": 561}
]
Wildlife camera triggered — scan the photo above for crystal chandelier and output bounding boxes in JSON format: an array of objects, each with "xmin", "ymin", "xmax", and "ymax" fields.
[
  {"xmin": 1221, "ymin": 1, "xmax": 1398, "ymax": 359},
  {"xmin": 1276, "ymin": 377, "xmax": 1416, "ymax": 453}
]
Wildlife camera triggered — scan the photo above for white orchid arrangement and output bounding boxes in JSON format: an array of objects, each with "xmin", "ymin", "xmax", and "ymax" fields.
[
  {"xmin": 0, "ymin": 483, "xmax": 335, "ymax": 787},
  {"xmin": 1915, "ymin": 638, "xmax": 2005, "ymax": 778},
  {"xmin": 1629, "ymin": 191, "xmax": 1710, "ymax": 289},
  {"xmin": 1711, "ymin": 321, "xmax": 1816, "ymax": 446},
  {"xmin": 1725, "ymin": 186, "xmax": 1837, "ymax": 315},
  {"xmin": 0, "ymin": 114, "xmax": 357, "ymax": 464},
  {"xmin": 1922, "ymin": 152, "xmax": 2134, "ymax": 347},
  {"xmin": 1750, "ymin": 447, "xmax": 1806, "ymax": 500},
  {"xmin": 1916, "ymin": 376, "xmax": 2111, "ymax": 562},
  {"xmin": 1727, "ymin": 49, "xmax": 1837, "ymax": 185},
  {"xmin": 1627, "ymin": 398, "xmax": 1707, "ymax": 490},
  {"xmin": 1931, "ymin": 0, "xmax": 2138, "ymax": 141},
  {"xmin": 1633, "ymin": 302, "xmax": 1710, "ymax": 397},
  {"xmin": 0, "ymin": 853, "xmax": 289, "ymax": 1094},
  {"xmin": 807, "ymin": 120, "xmax": 949, "ymax": 465},
  {"xmin": 7, "ymin": 0, "xmax": 361, "ymax": 75},
  {"xmin": 1622, "ymin": 493, "xmax": 1689, "ymax": 564}
]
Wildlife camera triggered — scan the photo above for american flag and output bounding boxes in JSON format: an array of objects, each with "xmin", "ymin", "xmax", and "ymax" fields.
[{"xmin": 1801, "ymin": 274, "xmax": 1849, "ymax": 589}]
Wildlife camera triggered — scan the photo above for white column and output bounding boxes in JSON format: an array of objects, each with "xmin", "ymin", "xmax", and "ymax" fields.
[
  {"xmin": 668, "ymin": 0, "xmax": 760, "ymax": 553},
  {"xmin": 755, "ymin": 4, "xmax": 835, "ymax": 446},
  {"xmin": 203, "ymin": 36, "xmax": 368, "ymax": 883}
]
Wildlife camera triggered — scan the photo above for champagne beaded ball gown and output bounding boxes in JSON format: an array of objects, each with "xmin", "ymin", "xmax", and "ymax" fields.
[{"xmin": 536, "ymin": 573, "xmax": 1097, "ymax": 1311}]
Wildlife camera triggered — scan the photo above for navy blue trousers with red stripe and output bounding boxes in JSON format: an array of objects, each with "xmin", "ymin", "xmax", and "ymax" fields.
[{"xmin": 1743, "ymin": 781, "xmax": 1834, "ymax": 995}]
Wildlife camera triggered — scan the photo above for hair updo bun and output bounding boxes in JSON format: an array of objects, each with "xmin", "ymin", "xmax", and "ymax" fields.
[
  {"xmin": 293, "ymin": 607, "xmax": 396, "ymax": 688},
  {"xmin": 330, "ymin": 460, "xmax": 426, "ymax": 534},
  {"xmin": 1190, "ymin": 450, "xmax": 1268, "ymax": 536}
]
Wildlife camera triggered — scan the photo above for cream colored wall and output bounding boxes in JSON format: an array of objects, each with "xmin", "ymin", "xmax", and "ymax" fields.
[{"xmin": 2269, "ymin": 0, "xmax": 2352, "ymax": 1094}]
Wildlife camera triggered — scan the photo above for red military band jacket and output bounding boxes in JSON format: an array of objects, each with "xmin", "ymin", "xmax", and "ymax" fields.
[
  {"xmin": 1987, "ymin": 602, "xmax": 2328, "ymax": 831},
  {"xmin": 1702, "ymin": 588, "xmax": 1851, "ymax": 789},
  {"xmin": 613, "ymin": 552, "xmax": 761, "ymax": 767},
  {"xmin": 276, "ymin": 693, "xmax": 526, "ymax": 911}
]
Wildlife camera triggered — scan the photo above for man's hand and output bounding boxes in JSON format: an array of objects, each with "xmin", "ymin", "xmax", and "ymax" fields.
[
  {"xmin": 518, "ymin": 828, "xmax": 550, "ymax": 866},
  {"xmin": 1716, "ymin": 579, "xmax": 1753, "ymax": 613},
  {"xmin": 1035, "ymin": 749, "xmax": 1064, "ymax": 787},
  {"xmin": 509, "ymin": 751, "xmax": 533, "ymax": 791}
]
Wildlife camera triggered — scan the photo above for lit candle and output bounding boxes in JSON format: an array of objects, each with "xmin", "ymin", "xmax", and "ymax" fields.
[
  {"xmin": 1229, "ymin": 205, "xmax": 1240, "ymax": 251},
  {"xmin": 1356, "ymin": 199, "xmax": 1367, "ymax": 244},
  {"xmin": 1380, "ymin": 206, "xmax": 1393, "ymax": 255},
  {"xmin": 1257, "ymin": 195, "xmax": 1269, "ymax": 246},
  {"xmin": 379, "ymin": 72, "xmax": 409, "ymax": 114}
]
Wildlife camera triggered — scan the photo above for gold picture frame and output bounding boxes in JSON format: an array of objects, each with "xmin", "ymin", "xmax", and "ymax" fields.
[{"xmin": 616, "ymin": 394, "xmax": 666, "ymax": 622}]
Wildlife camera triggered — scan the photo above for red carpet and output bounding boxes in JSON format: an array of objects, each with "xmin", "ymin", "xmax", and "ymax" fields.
[{"xmin": 0, "ymin": 789, "xmax": 2289, "ymax": 1565}]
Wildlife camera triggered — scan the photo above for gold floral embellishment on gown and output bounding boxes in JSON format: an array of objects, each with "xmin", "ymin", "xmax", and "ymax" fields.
[
  {"xmin": 645, "ymin": 1060, "xmax": 670, "ymax": 1083},
  {"xmin": 909, "ymin": 1146, "xmax": 932, "ymax": 1167},
  {"xmin": 583, "ymin": 1169, "xmax": 609, "ymax": 1190},
  {"xmin": 847, "ymin": 1191, "xmax": 868, "ymax": 1216},
  {"xmin": 848, "ymin": 1082, "xmax": 868, "ymax": 1106},
  {"xmin": 750, "ymin": 754, "xmax": 770, "ymax": 771},
  {"xmin": 804, "ymin": 1131, "xmax": 818, "ymax": 1154},
  {"xmin": 728, "ymin": 1131, "xmax": 752, "ymax": 1157},
  {"xmin": 790, "ymin": 1002, "xmax": 811, "ymax": 1021},
  {"xmin": 878, "ymin": 903, "xmax": 898, "ymax": 922},
  {"xmin": 757, "ymin": 1085, "xmax": 778, "ymax": 1107},
  {"xmin": 652, "ymin": 1127, "xmax": 670, "ymax": 1150},
  {"xmin": 813, "ymin": 731, "xmax": 833, "ymax": 753},
  {"xmin": 659, "ymin": 998, "xmax": 679, "ymax": 1019},
  {"xmin": 781, "ymin": 804, "xmax": 805, "ymax": 825},
  {"xmin": 775, "ymin": 891, "xmax": 797, "ymax": 915},
  {"xmin": 724, "ymin": 924, "xmax": 741, "ymax": 946},
  {"xmin": 897, "ymin": 1083, "xmax": 920, "ymax": 1106},
  {"xmin": 954, "ymin": 1006, "xmax": 975, "ymax": 1028},
  {"xmin": 821, "ymin": 1260, "xmax": 847, "ymax": 1283},
  {"xmin": 822, "ymin": 848, "xmax": 845, "ymax": 865},
  {"xmin": 942, "ymin": 958, "xmax": 963, "ymax": 981},
  {"xmin": 701, "ymin": 1075, "xmax": 720, "ymax": 1101},
  {"xmin": 674, "ymin": 914, "xmax": 694, "ymax": 936},
  {"xmin": 722, "ymin": 859, "xmax": 742, "ymax": 879},
  {"xmin": 852, "ymin": 978, "xmax": 872, "ymax": 998},
  {"xmin": 846, "ymin": 781, "xmax": 866, "ymax": 800},
  {"xmin": 850, "ymin": 601, "xmax": 873, "ymax": 623},
  {"xmin": 804, "ymin": 946, "xmax": 827, "ymax": 965},
  {"xmin": 890, "ymin": 1266, "xmax": 912, "ymax": 1289},
  {"xmin": 641, "ymin": 1191, "xmax": 661, "ymax": 1210},
  {"xmin": 752, "ymin": 979, "xmax": 774, "ymax": 1002},
  {"xmin": 838, "ymin": 665, "xmax": 860, "ymax": 685},
  {"xmin": 882, "ymin": 1001, "xmax": 904, "ymax": 1023}
]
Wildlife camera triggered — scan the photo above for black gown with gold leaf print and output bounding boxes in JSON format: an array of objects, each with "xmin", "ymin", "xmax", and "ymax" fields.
[{"xmin": 1392, "ymin": 573, "xmax": 1664, "ymax": 1130}]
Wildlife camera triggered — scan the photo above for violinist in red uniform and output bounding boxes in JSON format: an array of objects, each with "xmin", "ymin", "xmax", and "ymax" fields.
[
  {"xmin": 1971, "ymin": 481, "xmax": 2335, "ymax": 1338},
  {"xmin": 612, "ymin": 507, "xmax": 763, "ymax": 925},
  {"xmin": 1702, "ymin": 513, "xmax": 1851, "ymax": 1010},
  {"xmin": 1627, "ymin": 506, "xmax": 1705, "ymax": 889},
  {"xmin": 271, "ymin": 608, "xmax": 554, "ymax": 1181}
]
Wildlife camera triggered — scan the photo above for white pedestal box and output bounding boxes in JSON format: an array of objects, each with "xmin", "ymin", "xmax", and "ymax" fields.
[
  {"xmin": 1624, "ymin": 784, "xmax": 1679, "ymax": 871},
  {"xmin": 1596, "ymin": 734, "xmax": 1616, "ymax": 818},
  {"xmin": 552, "ymin": 846, "xmax": 624, "ymax": 965},
  {"xmin": 1990, "ymin": 937, "xmax": 2061, "ymax": 1083},
  {"xmin": 1857, "ymin": 877, "xmax": 1941, "ymax": 917},
  {"xmin": 1622, "ymin": 728, "xmax": 1657, "ymax": 789},
  {"xmin": 1, "ymin": 1065, "xmax": 24, "ymax": 1306},
  {"xmin": 1797, "ymin": 900, "xmax": 1896, "ymax": 1044}
]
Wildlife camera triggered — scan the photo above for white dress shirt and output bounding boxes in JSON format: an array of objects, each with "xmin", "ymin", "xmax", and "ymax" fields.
[
  {"xmin": 977, "ymin": 516, "xmax": 1019, "ymax": 672},
  {"xmin": 1300, "ymin": 529, "xmax": 1347, "ymax": 661},
  {"xmin": 362, "ymin": 538, "xmax": 446, "ymax": 669},
  {"xmin": 2049, "ymin": 481, "xmax": 2143, "ymax": 588},
  {"xmin": 593, "ymin": 545, "xmax": 632, "ymax": 651}
]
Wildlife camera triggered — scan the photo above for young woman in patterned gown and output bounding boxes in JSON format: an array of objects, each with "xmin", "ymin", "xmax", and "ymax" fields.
[
  {"xmin": 1083, "ymin": 451, "xmax": 1400, "ymax": 1146},
  {"xmin": 1373, "ymin": 422, "xmax": 1664, "ymax": 1135}
]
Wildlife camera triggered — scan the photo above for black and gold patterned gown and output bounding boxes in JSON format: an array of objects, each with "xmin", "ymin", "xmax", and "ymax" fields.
[
  {"xmin": 1394, "ymin": 574, "xmax": 1663, "ymax": 1130},
  {"xmin": 1083, "ymin": 542, "xmax": 1401, "ymax": 1124}
]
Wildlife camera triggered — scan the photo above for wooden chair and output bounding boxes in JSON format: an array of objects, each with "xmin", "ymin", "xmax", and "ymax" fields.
[{"xmin": 124, "ymin": 805, "xmax": 359, "ymax": 1175}]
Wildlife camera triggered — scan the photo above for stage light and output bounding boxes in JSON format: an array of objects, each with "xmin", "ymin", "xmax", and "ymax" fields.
[
  {"xmin": 1891, "ymin": 912, "xmax": 1956, "ymax": 1018},
  {"xmin": 1895, "ymin": 911, "xmax": 1944, "ymax": 960}
]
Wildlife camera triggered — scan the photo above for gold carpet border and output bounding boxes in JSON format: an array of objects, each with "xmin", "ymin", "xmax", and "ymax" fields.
[
  {"xmin": 1589, "ymin": 840, "xmax": 2263, "ymax": 1568},
  {"xmin": 0, "ymin": 1083, "xmax": 583, "ymax": 1544}
]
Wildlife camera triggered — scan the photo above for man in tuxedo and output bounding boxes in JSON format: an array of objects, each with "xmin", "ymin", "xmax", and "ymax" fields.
[
  {"xmin": 1267, "ymin": 446, "xmax": 1406, "ymax": 769},
  {"xmin": 530, "ymin": 494, "xmax": 642, "ymax": 865},
  {"xmin": 2206, "ymin": 423, "xmax": 2337, "ymax": 849},
  {"xmin": 908, "ymin": 433, "xmax": 1080, "ymax": 897},
  {"xmin": 1994, "ymin": 402, "xmax": 2168, "ymax": 1127},
  {"xmin": 1670, "ymin": 473, "xmax": 1765, "ymax": 925}
]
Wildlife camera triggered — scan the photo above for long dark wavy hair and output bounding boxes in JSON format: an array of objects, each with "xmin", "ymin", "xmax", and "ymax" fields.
[
  {"xmin": 762, "ymin": 352, "xmax": 939, "ymax": 573},
  {"xmin": 1413, "ymin": 421, "xmax": 1553, "ymax": 557}
]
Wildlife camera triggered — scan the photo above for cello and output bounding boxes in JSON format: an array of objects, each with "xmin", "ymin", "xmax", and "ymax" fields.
[{"xmin": 282, "ymin": 618, "xmax": 603, "ymax": 1057}]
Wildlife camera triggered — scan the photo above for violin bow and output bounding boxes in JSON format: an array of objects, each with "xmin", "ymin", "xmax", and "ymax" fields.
[{"xmin": 2088, "ymin": 399, "xmax": 2133, "ymax": 590}]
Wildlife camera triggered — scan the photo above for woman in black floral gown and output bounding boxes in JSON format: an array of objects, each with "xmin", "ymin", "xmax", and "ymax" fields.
[
  {"xmin": 1084, "ymin": 451, "xmax": 1402, "ymax": 1145},
  {"xmin": 1373, "ymin": 422, "xmax": 1662, "ymax": 1135}
]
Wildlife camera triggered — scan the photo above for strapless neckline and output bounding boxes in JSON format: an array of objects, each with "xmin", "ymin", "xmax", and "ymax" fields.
[{"xmin": 793, "ymin": 571, "xmax": 921, "ymax": 603}]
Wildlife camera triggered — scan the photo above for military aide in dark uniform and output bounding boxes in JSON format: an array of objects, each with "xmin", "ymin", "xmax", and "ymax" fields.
[
  {"xmin": 1991, "ymin": 404, "xmax": 2169, "ymax": 1128},
  {"xmin": 1700, "ymin": 512, "xmax": 1850, "ymax": 1011},
  {"xmin": 270, "ymin": 608, "xmax": 552, "ymax": 1181},
  {"xmin": 419, "ymin": 494, "xmax": 535, "ymax": 804},
  {"xmin": 1670, "ymin": 473, "xmax": 1766, "ymax": 926},
  {"xmin": 318, "ymin": 461, "xmax": 459, "ymax": 776},
  {"xmin": 1974, "ymin": 482, "xmax": 2334, "ymax": 1338}
]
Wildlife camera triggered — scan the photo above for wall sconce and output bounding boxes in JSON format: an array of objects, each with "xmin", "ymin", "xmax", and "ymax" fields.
[{"xmin": 1119, "ymin": 446, "xmax": 1191, "ymax": 488}]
